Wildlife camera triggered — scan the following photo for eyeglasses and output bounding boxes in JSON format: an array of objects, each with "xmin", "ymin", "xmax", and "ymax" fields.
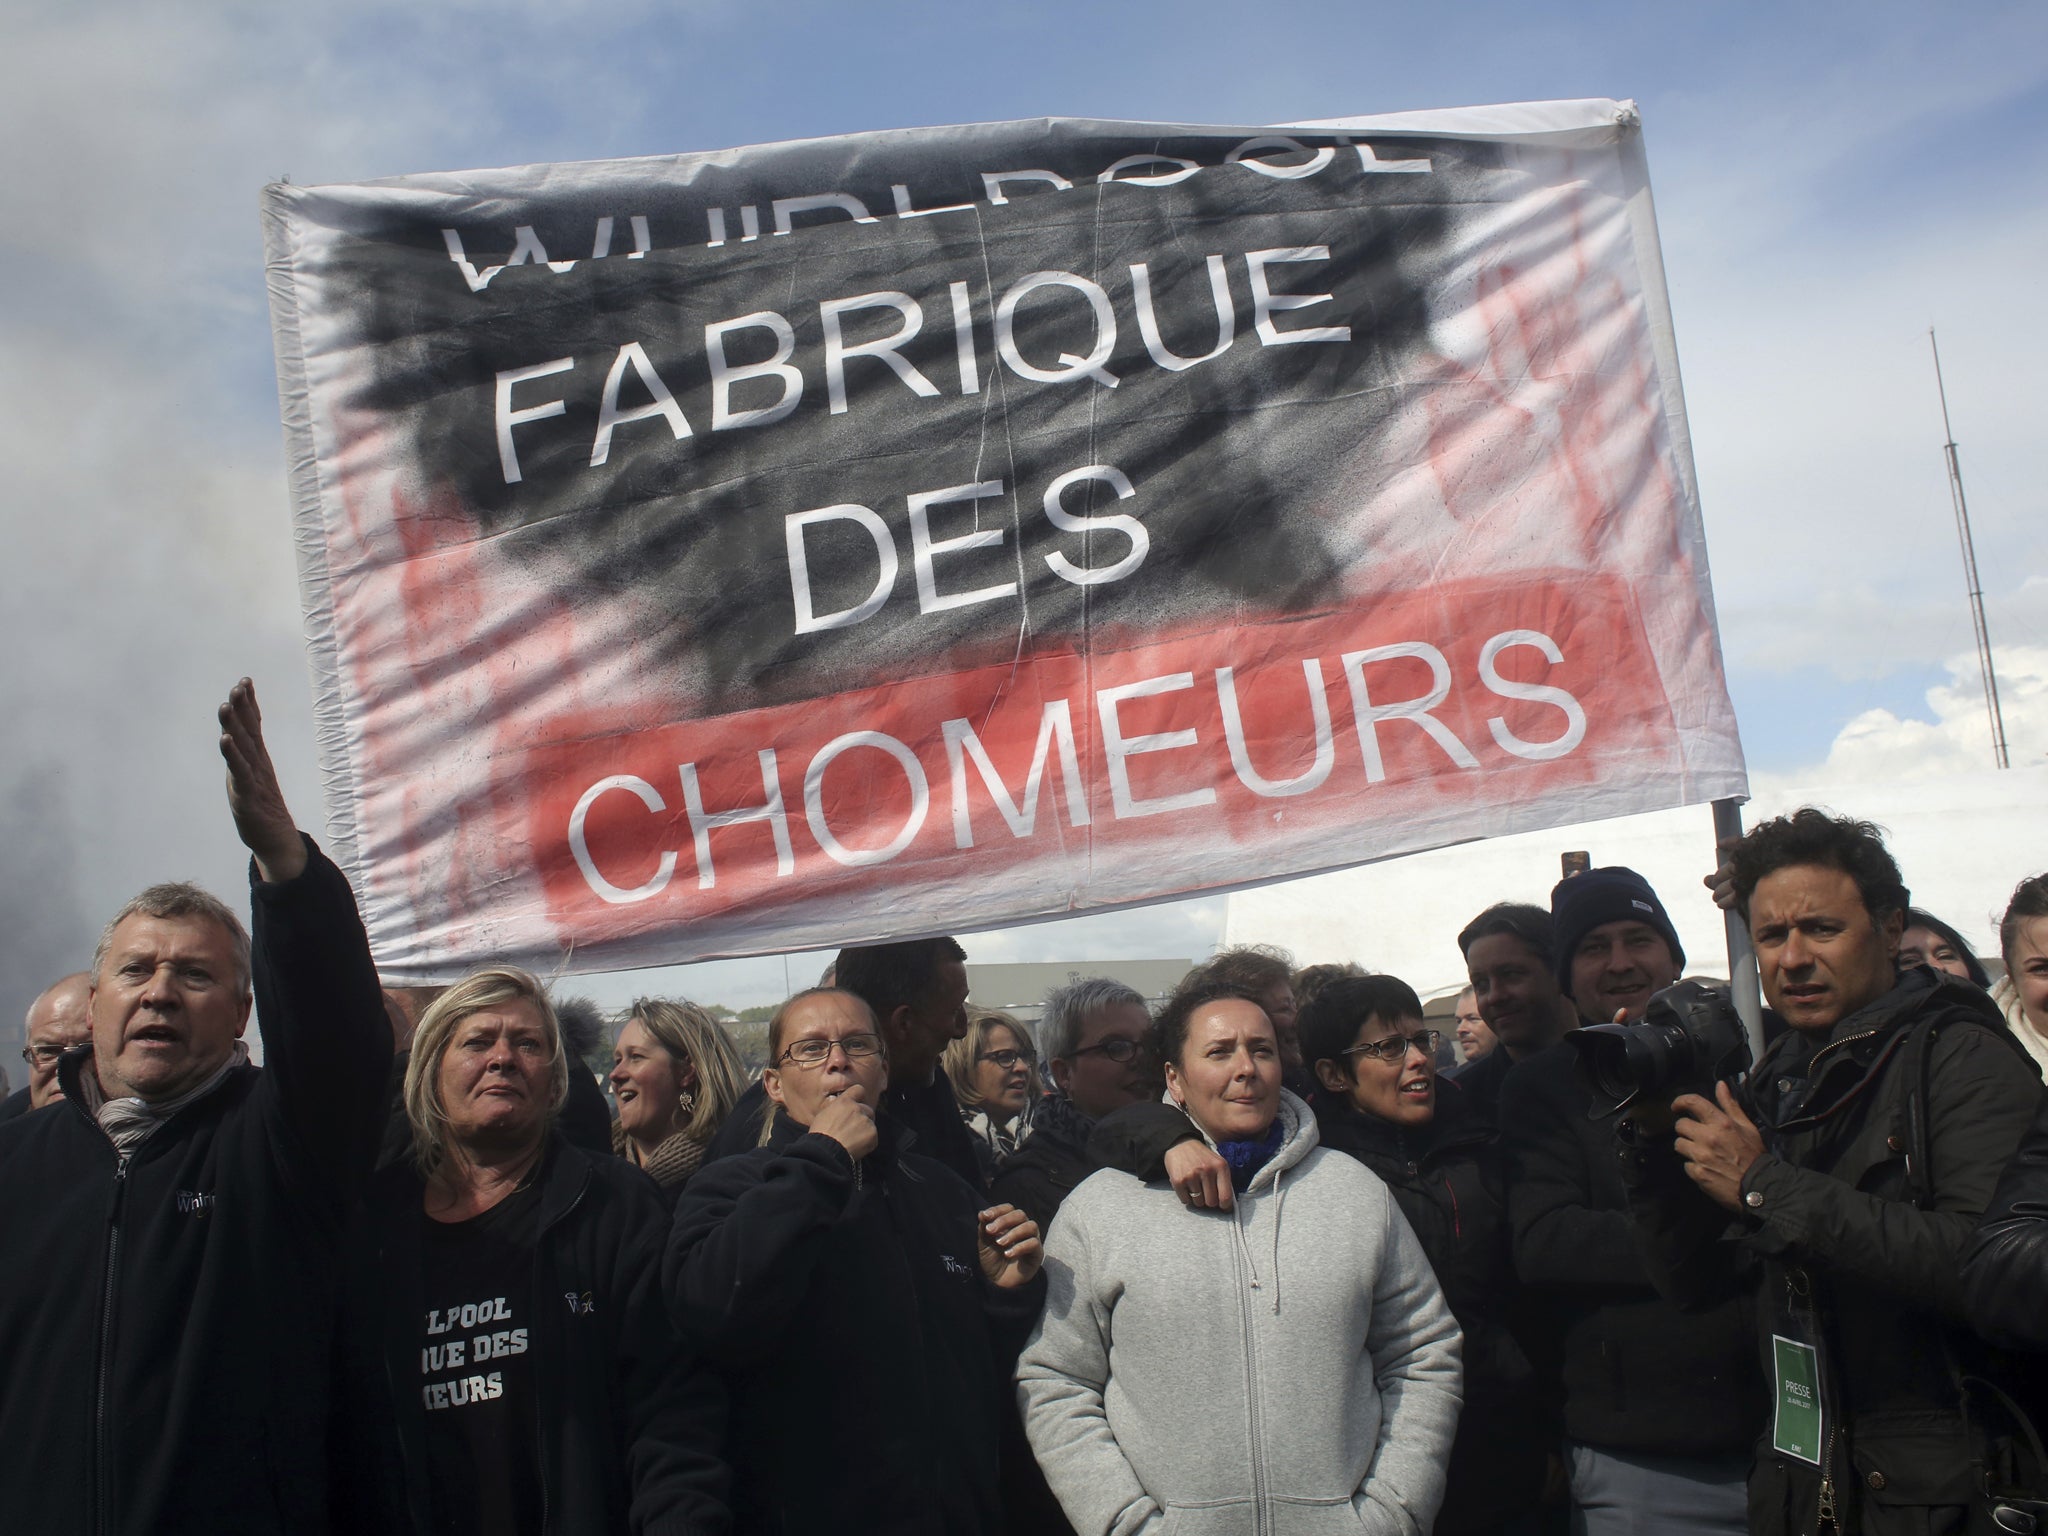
[
  {"xmin": 978, "ymin": 1049, "xmax": 1032, "ymax": 1069},
  {"xmin": 21, "ymin": 1044, "xmax": 68, "ymax": 1068},
  {"xmin": 1342, "ymin": 1030, "xmax": 1442, "ymax": 1065},
  {"xmin": 1069, "ymin": 1037, "xmax": 1153, "ymax": 1064},
  {"xmin": 778, "ymin": 1032, "xmax": 883, "ymax": 1068}
]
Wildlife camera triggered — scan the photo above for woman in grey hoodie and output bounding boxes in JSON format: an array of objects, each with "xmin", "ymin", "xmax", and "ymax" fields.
[{"xmin": 1017, "ymin": 978, "xmax": 1464, "ymax": 1536}]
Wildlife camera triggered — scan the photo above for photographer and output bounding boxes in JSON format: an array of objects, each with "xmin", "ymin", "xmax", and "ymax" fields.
[{"xmin": 1622, "ymin": 810, "xmax": 2040, "ymax": 1535}]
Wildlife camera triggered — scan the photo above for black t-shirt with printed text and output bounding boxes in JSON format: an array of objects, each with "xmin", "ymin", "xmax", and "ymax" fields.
[{"xmin": 417, "ymin": 1179, "xmax": 545, "ymax": 1536}]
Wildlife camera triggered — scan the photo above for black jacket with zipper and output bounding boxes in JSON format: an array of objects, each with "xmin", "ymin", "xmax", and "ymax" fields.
[
  {"xmin": 1498, "ymin": 1035, "xmax": 1765, "ymax": 1454},
  {"xmin": 353, "ymin": 1139, "xmax": 730, "ymax": 1536},
  {"xmin": 1621, "ymin": 970, "xmax": 2043, "ymax": 1536},
  {"xmin": 0, "ymin": 838, "xmax": 390, "ymax": 1536},
  {"xmin": 1313, "ymin": 1080, "xmax": 1547, "ymax": 1535},
  {"xmin": 666, "ymin": 1114, "xmax": 1045, "ymax": 1535}
]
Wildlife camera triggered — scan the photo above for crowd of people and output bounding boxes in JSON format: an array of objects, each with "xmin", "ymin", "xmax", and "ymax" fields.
[{"xmin": 2, "ymin": 680, "xmax": 2046, "ymax": 1536}]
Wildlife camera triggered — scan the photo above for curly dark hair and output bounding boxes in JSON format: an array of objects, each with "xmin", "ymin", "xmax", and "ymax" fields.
[
  {"xmin": 1456, "ymin": 902, "xmax": 1554, "ymax": 965},
  {"xmin": 1726, "ymin": 808, "xmax": 1909, "ymax": 925},
  {"xmin": 1297, "ymin": 974, "xmax": 1426, "ymax": 1077},
  {"xmin": 1999, "ymin": 874, "xmax": 2048, "ymax": 976},
  {"xmin": 1152, "ymin": 976, "xmax": 1269, "ymax": 1068}
]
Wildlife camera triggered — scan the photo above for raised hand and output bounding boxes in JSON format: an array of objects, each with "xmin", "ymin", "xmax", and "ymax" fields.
[
  {"xmin": 977, "ymin": 1204, "xmax": 1043, "ymax": 1289},
  {"xmin": 1702, "ymin": 836, "xmax": 1742, "ymax": 913},
  {"xmin": 219, "ymin": 679, "xmax": 306, "ymax": 883}
]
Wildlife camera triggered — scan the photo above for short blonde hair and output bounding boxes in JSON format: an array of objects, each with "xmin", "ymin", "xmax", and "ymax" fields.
[
  {"xmin": 404, "ymin": 967, "xmax": 568, "ymax": 1177},
  {"xmin": 942, "ymin": 1008, "xmax": 1037, "ymax": 1114},
  {"xmin": 621, "ymin": 998, "xmax": 750, "ymax": 1143}
]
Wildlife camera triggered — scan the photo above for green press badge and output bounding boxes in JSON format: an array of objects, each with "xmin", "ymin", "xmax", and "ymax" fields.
[{"xmin": 1772, "ymin": 1335, "xmax": 1823, "ymax": 1465}]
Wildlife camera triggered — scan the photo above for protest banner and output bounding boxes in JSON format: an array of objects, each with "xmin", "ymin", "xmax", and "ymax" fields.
[{"xmin": 263, "ymin": 98, "xmax": 1746, "ymax": 977}]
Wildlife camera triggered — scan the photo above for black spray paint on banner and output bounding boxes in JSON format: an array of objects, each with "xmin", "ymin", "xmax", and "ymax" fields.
[{"xmin": 320, "ymin": 124, "xmax": 1489, "ymax": 713}]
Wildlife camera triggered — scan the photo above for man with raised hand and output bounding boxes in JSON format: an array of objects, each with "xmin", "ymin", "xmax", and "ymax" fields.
[{"xmin": 0, "ymin": 680, "xmax": 391, "ymax": 1536}]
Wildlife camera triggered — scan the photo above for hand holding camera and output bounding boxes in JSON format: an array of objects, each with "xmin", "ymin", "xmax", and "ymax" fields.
[{"xmin": 1672, "ymin": 1082, "xmax": 1766, "ymax": 1213}]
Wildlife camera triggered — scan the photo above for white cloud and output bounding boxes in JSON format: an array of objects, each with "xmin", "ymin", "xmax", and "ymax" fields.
[{"xmin": 1752, "ymin": 642, "xmax": 2048, "ymax": 791}]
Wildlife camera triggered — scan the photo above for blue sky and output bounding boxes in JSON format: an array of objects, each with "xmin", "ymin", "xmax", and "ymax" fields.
[{"xmin": 3, "ymin": 0, "xmax": 2043, "ymax": 1015}]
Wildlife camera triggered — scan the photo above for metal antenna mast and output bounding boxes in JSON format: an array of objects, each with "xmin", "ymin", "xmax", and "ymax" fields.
[{"xmin": 1929, "ymin": 329, "xmax": 2009, "ymax": 769}]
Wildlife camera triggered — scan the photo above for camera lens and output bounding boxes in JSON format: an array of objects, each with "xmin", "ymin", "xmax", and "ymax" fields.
[
  {"xmin": 1569, "ymin": 1022, "xmax": 1691, "ymax": 1114},
  {"xmin": 1575, "ymin": 1027, "xmax": 1651, "ymax": 1103}
]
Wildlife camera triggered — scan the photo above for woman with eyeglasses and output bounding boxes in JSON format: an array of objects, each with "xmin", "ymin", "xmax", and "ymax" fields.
[
  {"xmin": 942, "ymin": 1007, "xmax": 1040, "ymax": 1174},
  {"xmin": 1019, "ymin": 976, "xmax": 1462, "ymax": 1536},
  {"xmin": 1299, "ymin": 973, "xmax": 1548, "ymax": 1536},
  {"xmin": 665, "ymin": 986, "xmax": 1046, "ymax": 1536}
]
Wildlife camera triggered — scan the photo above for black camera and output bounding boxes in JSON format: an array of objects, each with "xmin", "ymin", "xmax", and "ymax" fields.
[{"xmin": 1568, "ymin": 980, "xmax": 1751, "ymax": 1117}]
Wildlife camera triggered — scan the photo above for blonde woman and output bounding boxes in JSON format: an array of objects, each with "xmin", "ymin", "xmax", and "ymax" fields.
[
  {"xmin": 609, "ymin": 998, "xmax": 749, "ymax": 1203},
  {"xmin": 364, "ymin": 968, "xmax": 727, "ymax": 1536},
  {"xmin": 942, "ymin": 1008, "xmax": 1039, "ymax": 1168}
]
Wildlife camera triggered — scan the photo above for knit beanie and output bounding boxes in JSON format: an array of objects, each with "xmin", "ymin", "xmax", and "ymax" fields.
[{"xmin": 1549, "ymin": 866, "xmax": 1685, "ymax": 999}]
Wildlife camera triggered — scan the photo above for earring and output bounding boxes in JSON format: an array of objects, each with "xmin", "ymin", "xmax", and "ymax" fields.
[{"xmin": 678, "ymin": 1088, "xmax": 697, "ymax": 1115}]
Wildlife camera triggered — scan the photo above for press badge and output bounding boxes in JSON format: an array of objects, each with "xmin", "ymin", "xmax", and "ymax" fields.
[{"xmin": 1772, "ymin": 1335, "xmax": 1823, "ymax": 1465}]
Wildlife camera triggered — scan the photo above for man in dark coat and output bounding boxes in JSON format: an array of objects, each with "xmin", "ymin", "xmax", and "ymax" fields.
[
  {"xmin": 1497, "ymin": 867, "xmax": 1761, "ymax": 1534},
  {"xmin": 0, "ymin": 971, "xmax": 93, "ymax": 1124},
  {"xmin": 1623, "ymin": 809, "xmax": 2041, "ymax": 1536},
  {"xmin": 1450, "ymin": 902, "xmax": 1577, "ymax": 1121},
  {"xmin": 0, "ymin": 680, "xmax": 391, "ymax": 1536}
]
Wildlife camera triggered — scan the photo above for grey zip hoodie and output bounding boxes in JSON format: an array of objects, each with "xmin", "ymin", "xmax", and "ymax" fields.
[{"xmin": 1018, "ymin": 1091, "xmax": 1463, "ymax": 1536}]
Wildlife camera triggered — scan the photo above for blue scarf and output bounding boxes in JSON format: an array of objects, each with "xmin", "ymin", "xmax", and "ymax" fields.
[{"xmin": 1216, "ymin": 1117, "xmax": 1284, "ymax": 1186}]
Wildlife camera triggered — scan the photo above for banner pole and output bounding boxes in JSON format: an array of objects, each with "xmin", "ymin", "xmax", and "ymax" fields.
[{"xmin": 1712, "ymin": 798, "xmax": 1766, "ymax": 1059}]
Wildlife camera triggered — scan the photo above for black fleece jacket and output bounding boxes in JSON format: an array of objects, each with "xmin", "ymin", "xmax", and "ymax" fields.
[
  {"xmin": 988, "ymin": 1101, "xmax": 1097, "ymax": 1235},
  {"xmin": 1498, "ymin": 1037, "xmax": 1764, "ymax": 1455},
  {"xmin": 666, "ymin": 1115, "xmax": 1044, "ymax": 1535},
  {"xmin": 0, "ymin": 838, "xmax": 390, "ymax": 1536},
  {"xmin": 353, "ymin": 1140, "xmax": 730, "ymax": 1536}
]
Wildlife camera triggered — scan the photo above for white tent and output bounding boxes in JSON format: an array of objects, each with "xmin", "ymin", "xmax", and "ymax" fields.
[{"xmin": 1221, "ymin": 765, "xmax": 2048, "ymax": 1000}]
